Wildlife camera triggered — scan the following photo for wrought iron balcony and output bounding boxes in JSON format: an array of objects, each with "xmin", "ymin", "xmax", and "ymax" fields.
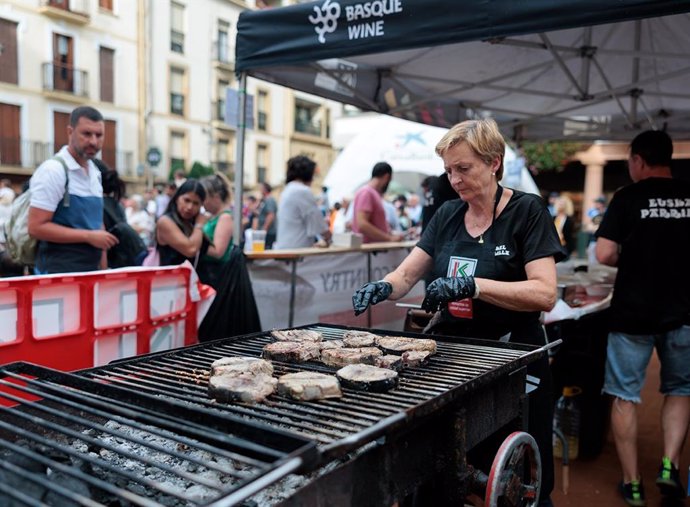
[
  {"xmin": 212, "ymin": 100, "xmax": 226, "ymax": 122},
  {"xmin": 42, "ymin": 62, "xmax": 89, "ymax": 98},
  {"xmin": 294, "ymin": 118, "xmax": 322, "ymax": 137},
  {"xmin": 213, "ymin": 40, "xmax": 234, "ymax": 66},
  {"xmin": 0, "ymin": 138, "xmax": 135, "ymax": 178},
  {"xmin": 0, "ymin": 138, "xmax": 52, "ymax": 169}
]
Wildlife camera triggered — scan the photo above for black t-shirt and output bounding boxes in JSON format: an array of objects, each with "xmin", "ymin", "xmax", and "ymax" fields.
[
  {"xmin": 417, "ymin": 190, "xmax": 565, "ymax": 340},
  {"xmin": 596, "ymin": 177, "xmax": 690, "ymax": 333}
]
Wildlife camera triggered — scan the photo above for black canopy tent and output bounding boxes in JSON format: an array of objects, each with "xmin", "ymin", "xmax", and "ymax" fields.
[{"xmin": 231, "ymin": 0, "xmax": 690, "ymax": 243}]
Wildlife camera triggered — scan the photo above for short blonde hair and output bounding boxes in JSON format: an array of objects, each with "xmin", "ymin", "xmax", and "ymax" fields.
[{"xmin": 435, "ymin": 118, "xmax": 505, "ymax": 180}]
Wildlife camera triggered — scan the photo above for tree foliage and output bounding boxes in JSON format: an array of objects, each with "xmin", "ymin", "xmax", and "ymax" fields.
[
  {"xmin": 520, "ymin": 141, "xmax": 585, "ymax": 173},
  {"xmin": 189, "ymin": 161, "xmax": 215, "ymax": 179}
]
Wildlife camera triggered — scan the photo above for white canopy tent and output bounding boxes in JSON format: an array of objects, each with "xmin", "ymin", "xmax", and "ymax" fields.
[{"xmin": 324, "ymin": 115, "xmax": 539, "ymax": 204}]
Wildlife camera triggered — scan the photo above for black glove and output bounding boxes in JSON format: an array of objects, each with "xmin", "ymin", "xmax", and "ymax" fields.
[
  {"xmin": 352, "ymin": 281, "xmax": 393, "ymax": 316},
  {"xmin": 421, "ymin": 276, "xmax": 476, "ymax": 313}
]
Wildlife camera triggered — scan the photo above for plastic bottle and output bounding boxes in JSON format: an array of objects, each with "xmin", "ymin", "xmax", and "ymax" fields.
[{"xmin": 553, "ymin": 386, "xmax": 582, "ymax": 460}]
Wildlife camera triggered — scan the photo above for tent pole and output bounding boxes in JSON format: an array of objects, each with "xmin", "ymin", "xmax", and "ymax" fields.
[{"xmin": 234, "ymin": 72, "xmax": 248, "ymax": 248}]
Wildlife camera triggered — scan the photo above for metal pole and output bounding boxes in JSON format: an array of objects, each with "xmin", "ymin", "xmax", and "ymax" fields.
[{"xmin": 233, "ymin": 72, "xmax": 247, "ymax": 247}]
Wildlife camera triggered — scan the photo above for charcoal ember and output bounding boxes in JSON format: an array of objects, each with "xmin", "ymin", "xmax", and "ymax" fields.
[
  {"xmin": 320, "ymin": 347, "xmax": 382, "ymax": 368},
  {"xmin": 375, "ymin": 336, "xmax": 437, "ymax": 355},
  {"xmin": 374, "ymin": 354, "xmax": 403, "ymax": 371},
  {"xmin": 208, "ymin": 372, "xmax": 277, "ymax": 403},
  {"xmin": 342, "ymin": 330, "xmax": 380, "ymax": 348},
  {"xmin": 210, "ymin": 357, "xmax": 274, "ymax": 376},
  {"xmin": 262, "ymin": 341, "xmax": 321, "ymax": 363},
  {"xmin": 336, "ymin": 364, "xmax": 399, "ymax": 392},
  {"xmin": 270, "ymin": 329, "xmax": 323, "ymax": 343},
  {"xmin": 277, "ymin": 372, "xmax": 342, "ymax": 401},
  {"xmin": 401, "ymin": 350, "xmax": 432, "ymax": 368}
]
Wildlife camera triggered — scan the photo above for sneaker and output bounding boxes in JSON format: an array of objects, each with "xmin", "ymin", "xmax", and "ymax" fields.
[
  {"xmin": 619, "ymin": 479, "xmax": 647, "ymax": 507},
  {"xmin": 656, "ymin": 456, "xmax": 685, "ymax": 498}
]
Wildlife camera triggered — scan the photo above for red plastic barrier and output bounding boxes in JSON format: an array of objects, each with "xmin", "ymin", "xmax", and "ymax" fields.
[{"xmin": 0, "ymin": 266, "xmax": 203, "ymax": 373}]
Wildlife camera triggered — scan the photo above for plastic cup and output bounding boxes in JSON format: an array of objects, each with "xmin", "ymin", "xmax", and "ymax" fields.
[{"xmin": 252, "ymin": 230, "xmax": 266, "ymax": 252}]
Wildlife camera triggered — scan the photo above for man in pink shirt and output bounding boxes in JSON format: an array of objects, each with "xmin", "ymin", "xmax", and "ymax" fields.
[{"xmin": 352, "ymin": 162, "xmax": 405, "ymax": 243}]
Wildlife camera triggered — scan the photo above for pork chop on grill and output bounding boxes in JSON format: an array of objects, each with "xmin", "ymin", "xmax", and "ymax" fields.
[
  {"xmin": 336, "ymin": 364, "xmax": 399, "ymax": 392},
  {"xmin": 210, "ymin": 357, "xmax": 274, "ymax": 377},
  {"xmin": 342, "ymin": 330, "xmax": 380, "ymax": 348},
  {"xmin": 376, "ymin": 336, "xmax": 437, "ymax": 355},
  {"xmin": 262, "ymin": 341, "xmax": 321, "ymax": 363},
  {"xmin": 208, "ymin": 372, "xmax": 277, "ymax": 403},
  {"xmin": 277, "ymin": 372, "xmax": 343, "ymax": 401},
  {"xmin": 401, "ymin": 350, "xmax": 432, "ymax": 368},
  {"xmin": 374, "ymin": 354, "xmax": 403, "ymax": 371},
  {"xmin": 320, "ymin": 339, "xmax": 345, "ymax": 350},
  {"xmin": 270, "ymin": 329, "xmax": 323, "ymax": 343},
  {"xmin": 321, "ymin": 347, "xmax": 382, "ymax": 368}
]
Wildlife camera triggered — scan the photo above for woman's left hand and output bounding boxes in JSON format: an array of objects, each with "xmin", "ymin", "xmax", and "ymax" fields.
[{"xmin": 422, "ymin": 276, "xmax": 476, "ymax": 312}]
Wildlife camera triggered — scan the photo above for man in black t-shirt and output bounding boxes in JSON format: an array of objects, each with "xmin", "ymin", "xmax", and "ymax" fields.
[{"xmin": 596, "ymin": 130, "xmax": 690, "ymax": 505}]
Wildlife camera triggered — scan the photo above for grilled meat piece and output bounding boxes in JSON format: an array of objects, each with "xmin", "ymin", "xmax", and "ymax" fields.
[
  {"xmin": 210, "ymin": 357, "xmax": 274, "ymax": 377},
  {"xmin": 376, "ymin": 336, "xmax": 437, "ymax": 355},
  {"xmin": 277, "ymin": 372, "xmax": 343, "ymax": 401},
  {"xmin": 336, "ymin": 364, "xmax": 399, "ymax": 392},
  {"xmin": 320, "ymin": 339, "xmax": 345, "ymax": 350},
  {"xmin": 262, "ymin": 341, "xmax": 321, "ymax": 363},
  {"xmin": 401, "ymin": 350, "xmax": 432, "ymax": 368},
  {"xmin": 374, "ymin": 354, "xmax": 403, "ymax": 371},
  {"xmin": 270, "ymin": 329, "xmax": 323, "ymax": 343},
  {"xmin": 321, "ymin": 347, "xmax": 382, "ymax": 368},
  {"xmin": 342, "ymin": 331, "xmax": 380, "ymax": 348},
  {"xmin": 208, "ymin": 372, "xmax": 277, "ymax": 403}
]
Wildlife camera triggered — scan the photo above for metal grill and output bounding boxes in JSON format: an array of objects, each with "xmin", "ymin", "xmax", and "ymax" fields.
[
  {"xmin": 77, "ymin": 324, "xmax": 543, "ymax": 461},
  {"xmin": 0, "ymin": 362, "xmax": 316, "ymax": 507}
]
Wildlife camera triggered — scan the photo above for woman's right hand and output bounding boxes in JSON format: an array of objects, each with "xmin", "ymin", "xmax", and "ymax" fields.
[{"xmin": 352, "ymin": 281, "xmax": 393, "ymax": 316}]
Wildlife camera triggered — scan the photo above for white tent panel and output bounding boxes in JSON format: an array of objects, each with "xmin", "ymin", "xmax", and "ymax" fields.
[{"xmin": 324, "ymin": 116, "xmax": 538, "ymax": 204}]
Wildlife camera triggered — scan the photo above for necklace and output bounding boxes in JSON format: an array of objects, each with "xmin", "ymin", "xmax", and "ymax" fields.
[{"xmin": 477, "ymin": 185, "xmax": 503, "ymax": 244}]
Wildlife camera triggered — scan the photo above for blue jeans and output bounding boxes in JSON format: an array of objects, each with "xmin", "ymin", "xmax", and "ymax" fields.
[{"xmin": 603, "ymin": 326, "xmax": 690, "ymax": 402}]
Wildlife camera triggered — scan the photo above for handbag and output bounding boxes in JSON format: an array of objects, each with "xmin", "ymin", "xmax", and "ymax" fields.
[{"xmin": 142, "ymin": 246, "xmax": 160, "ymax": 267}]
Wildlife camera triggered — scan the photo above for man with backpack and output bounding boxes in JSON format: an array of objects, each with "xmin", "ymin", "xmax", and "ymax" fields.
[{"xmin": 27, "ymin": 106, "xmax": 118, "ymax": 274}]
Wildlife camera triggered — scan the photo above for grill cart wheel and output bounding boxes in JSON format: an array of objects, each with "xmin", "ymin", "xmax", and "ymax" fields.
[{"xmin": 485, "ymin": 431, "xmax": 541, "ymax": 507}]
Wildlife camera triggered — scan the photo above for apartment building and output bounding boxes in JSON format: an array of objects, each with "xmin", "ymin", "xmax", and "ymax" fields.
[
  {"xmin": 0, "ymin": 0, "xmax": 338, "ymax": 194},
  {"xmin": 0, "ymin": 0, "xmax": 139, "ymax": 187}
]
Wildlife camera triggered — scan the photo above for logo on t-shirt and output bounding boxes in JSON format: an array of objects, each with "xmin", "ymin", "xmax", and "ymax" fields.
[
  {"xmin": 448, "ymin": 256, "xmax": 477, "ymax": 277},
  {"xmin": 495, "ymin": 244, "xmax": 510, "ymax": 256}
]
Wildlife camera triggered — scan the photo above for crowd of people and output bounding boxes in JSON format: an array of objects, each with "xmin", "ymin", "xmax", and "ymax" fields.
[{"xmin": 1, "ymin": 105, "xmax": 688, "ymax": 507}]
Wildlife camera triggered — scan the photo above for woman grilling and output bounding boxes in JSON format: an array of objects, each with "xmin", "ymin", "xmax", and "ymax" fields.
[
  {"xmin": 155, "ymin": 179, "xmax": 209, "ymax": 267},
  {"xmin": 352, "ymin": 118, "xmax": 565, "ymax": 507}
]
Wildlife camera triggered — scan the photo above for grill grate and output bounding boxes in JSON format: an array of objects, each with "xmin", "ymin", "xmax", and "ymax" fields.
[
  {"xmin": 0, "ymin": 362, "xmax": 317, "ymax": 507},
  {"xmin": 77, "ymin": 324, "xmax": 542, "ymax": 460}
]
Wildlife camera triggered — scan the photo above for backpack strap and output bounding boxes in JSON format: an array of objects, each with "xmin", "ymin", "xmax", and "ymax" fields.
[{"xmin": 51, "ymin": 155, "xmax": 70, "ymax": 208}]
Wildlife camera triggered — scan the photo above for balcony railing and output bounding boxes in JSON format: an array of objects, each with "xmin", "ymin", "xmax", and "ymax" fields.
[
  {"xmin": 212, "ymin": 100, "xmax": 226, "ymax": 122},
  {"xmin": 294, "ymin": 118, "xmax": 322, "ymax": 137},
  {"xmin": 0, "ymin": 139, "xmax": 51, "ymax": 169},
  {"xmin": 101, "ymin": 148, "xmax": 135, "ymax": 177},
  {"xmin": 42, "ymin": 62, "xmax": 89, "ymax": 97},
  {"xmin": 39, "ymin": 0, "xmax": 89, "ymax": 24},
  {"xmin": 171, "ymin": 30, "xmax": 185, "ymax": 53},
  {"xmin": 0, "ymin": 138, "xmax": 134, "ymax": 176},
  {"xmin": 213, "ymin": 40, "xmax": 233, "ymax": 65}
]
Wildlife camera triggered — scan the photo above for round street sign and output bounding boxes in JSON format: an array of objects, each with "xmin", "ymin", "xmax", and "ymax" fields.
[{"xmin": 146, "ymin": 147, "xmax": 162, "ymax": 166}]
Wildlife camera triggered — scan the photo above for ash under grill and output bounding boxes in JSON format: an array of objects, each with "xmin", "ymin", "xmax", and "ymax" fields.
[
  {"xmin": 78, "ymin": 324, "xmax": 541, "ymax": 459},
  {"xmin": 0, "ymin": 362, "xmax": 316, "ymax": 507}
]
